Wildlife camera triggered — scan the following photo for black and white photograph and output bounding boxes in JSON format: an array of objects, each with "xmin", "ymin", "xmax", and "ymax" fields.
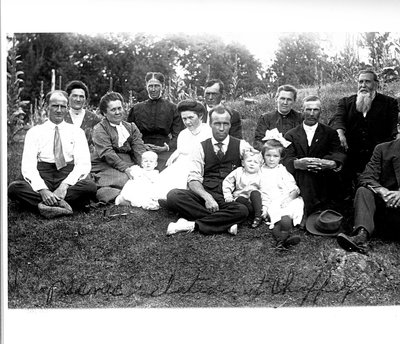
[{"xmin": 2, "ymin": 0, "xmax": 400, "ymax": 343}]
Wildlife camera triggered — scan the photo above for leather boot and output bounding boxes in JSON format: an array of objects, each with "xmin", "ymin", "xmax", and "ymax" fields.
[{"xmin": 337, "ymin": 227, "xmax": 369, "ymax": 254}]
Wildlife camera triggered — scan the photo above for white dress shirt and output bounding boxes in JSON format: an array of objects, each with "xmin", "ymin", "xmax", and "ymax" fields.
[
  {"xmin": 21, "ymin": 120, "xmax": 91, "ymax": 191},
  {"xmin": 303, "ymin": 122, "xmax": 319, "ymax": 146},
  {"xmin": 188, "ymin": 136, "xmax": 252, "ymax": 184}
]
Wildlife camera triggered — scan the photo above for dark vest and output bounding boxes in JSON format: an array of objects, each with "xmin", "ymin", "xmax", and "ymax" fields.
[{"xmin": 201, "ymin": 137, "xmax": 242, "ymax": 195}]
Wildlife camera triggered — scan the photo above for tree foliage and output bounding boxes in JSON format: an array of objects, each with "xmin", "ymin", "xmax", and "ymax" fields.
[
  {"xmin": 271, "ymin": 33, "xmax": 324, "ymax": 86},
  {"xmin": 11, "ymin": 32, "xmax": 265, "ymax": 107},
  {"xmin": 10, "ymin": 31, "xmax": 400, "ymax": 114}
]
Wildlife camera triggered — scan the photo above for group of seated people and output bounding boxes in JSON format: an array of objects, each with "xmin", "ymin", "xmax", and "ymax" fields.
[{"xmin": 8, "ymin": 69, "xmax": 400, "ymax": 254}]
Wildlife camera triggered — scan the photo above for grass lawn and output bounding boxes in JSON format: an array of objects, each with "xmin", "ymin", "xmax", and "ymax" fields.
[{"xmin": 7, "ymin": 141, "xmax": 400, "ymax": 308}]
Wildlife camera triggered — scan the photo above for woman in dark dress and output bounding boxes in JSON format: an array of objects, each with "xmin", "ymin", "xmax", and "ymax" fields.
[{"xmin": 127, "ymin": 72, "xmax": 183, "ymax": 171}]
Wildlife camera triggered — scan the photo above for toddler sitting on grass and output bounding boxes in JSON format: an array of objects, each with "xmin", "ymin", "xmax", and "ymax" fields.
[
  {"xmin": 115, "ymin": 151, "xmax": 160, "ymax": 210},
  {"xmin": 260, "ymin": 136, "xmax": 304, "ymax": 249},
  {"xmin": 222, "ymin": 150, "xmax": 264, "ymax": 229}
]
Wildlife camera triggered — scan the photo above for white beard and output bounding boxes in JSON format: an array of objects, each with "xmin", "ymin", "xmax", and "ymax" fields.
[{"xmin": 356, "ymin": 92, "xmax": 373, "ymax": 114}]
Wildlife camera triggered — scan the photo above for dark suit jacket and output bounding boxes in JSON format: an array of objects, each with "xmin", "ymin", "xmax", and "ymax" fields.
[
  {"xmin": 330, "ymin": 92, "xmax": 398, "ymax": 157},
  {"xmin": 283, "ymin": 123, "xmax": 346, "ymax": 214},
  {"xmin": 203, "ymin": 105, "xmax": 242, "ymax": 139},
  {"xmin": 253, "ymin": 109, "xmax": 303, "ymax": 151},
  {"xmin": 358, "ymin": 139, "xmax": 400, "ymax": 191}
]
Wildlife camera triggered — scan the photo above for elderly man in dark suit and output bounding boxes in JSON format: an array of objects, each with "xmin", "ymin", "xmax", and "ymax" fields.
[
  {"xmin": 283, "ymin": 95, "xmax": 346, "ymax": 215},
  {"xmin": 330, "ymin": 69, "xmax": 399, "ymax": 197},
  {"xmin": 337, "ymin": 117, "xmax": 400, "ymax": 254},
  {"xmin": 202, "ymin": 78, "xmax": 242, "ymax": 139},
  {"xmin": 253, "ymin": 84, "xmax": 302, "ymax": 151}
]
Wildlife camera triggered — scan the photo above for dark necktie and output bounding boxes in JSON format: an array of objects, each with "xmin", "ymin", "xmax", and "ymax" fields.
[
  {"xmin": 216, "ymin": 142, "xmax": 224, "ymax": 160},
  {"xmin": 54, "ymin": 125, "xmax": 67, "ymax": 170}
]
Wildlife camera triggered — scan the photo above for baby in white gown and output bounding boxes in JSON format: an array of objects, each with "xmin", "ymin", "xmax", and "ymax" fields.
[{"xmin": 115, "ymin": 151, "xmax": 160, "ymax": 210}]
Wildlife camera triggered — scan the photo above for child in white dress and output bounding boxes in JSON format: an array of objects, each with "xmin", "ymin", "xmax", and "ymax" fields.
[
  {"xmin": 222, "ymin": 150, "xmax": 264, "ymax": 228},
  {"xmin": 115, "ymin": 151, "xmax": 160, "ymax": 210},
  {"xmin": 260, "ymin": 137, "xmax": 304, "ymax": 248}
]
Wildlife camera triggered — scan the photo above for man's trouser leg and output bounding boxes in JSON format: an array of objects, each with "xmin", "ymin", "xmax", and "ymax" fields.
[
  {"xmin": 353, "ymin": 186, "xmax": 377, "ymax": 236},
  {"xmin": 167, "ymin": 188, "xmax": 249, "ymax": 234}
]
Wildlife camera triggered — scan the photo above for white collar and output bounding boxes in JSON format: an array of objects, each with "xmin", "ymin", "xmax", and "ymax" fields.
[
  {"xmin": 45, "ymin": 119, "xmax": 65, "ymax": 129},
  {"xmin": 109, "ymin": 121, "xmax": 124, "ymax": 128},
  {"xmin": 303, "ymin": 122, "xmax": 318, "ymax": 131},
  {"xmin": 211, "ymin": 135, "xmax": 230, "ymax": 146}
]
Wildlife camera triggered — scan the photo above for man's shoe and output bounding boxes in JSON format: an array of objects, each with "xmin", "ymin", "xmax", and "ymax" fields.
[
  {"xmin": 167, "ymin": 218, "xmax": 195, "ymax": 236},
  {"xmin": 228, "ymin": 224, "xmax": 238, "ymax": 235},
  {"xmin": 251, "ymin": 216, "xmax": 263, "ymax": 229},
  {"xmin": 38, "ymin": 200, "xmax": 73, "ymax": 219},
  {"xmin": 337, "ymin": 228, "xmax": 369, "ymax": 254}
]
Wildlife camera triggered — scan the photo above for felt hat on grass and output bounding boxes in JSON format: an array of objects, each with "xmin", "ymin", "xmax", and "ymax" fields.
[{"xmin": 306, "ymin": 209, "xmax": 344, "ymax": 237}]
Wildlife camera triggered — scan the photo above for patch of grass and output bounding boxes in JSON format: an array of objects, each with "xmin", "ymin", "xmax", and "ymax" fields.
[
  {"xmin": 7, "ymin": 81, "xmax": 400, "ymax": 308},
  {"xmin": 8, "ymin": 199, "xmax": 400, "ymax": 308}
]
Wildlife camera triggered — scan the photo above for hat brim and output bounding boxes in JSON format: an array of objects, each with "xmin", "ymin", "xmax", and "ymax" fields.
[{"xmin": 305, "ymin": 210, "xmax": 344, "ymax": 237}]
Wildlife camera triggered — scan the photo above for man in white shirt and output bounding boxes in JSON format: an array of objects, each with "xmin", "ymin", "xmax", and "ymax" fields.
[
  {"xmin": 283, "ymin": 96, "xmax": 346, "ymax": 216},
  {"xmin": 166, "ymin": 105, "xmax": 251, "ymax": 236},
  {"xmin": 8, "ymin": 90, "xmax": 97, "ymax": 218}
]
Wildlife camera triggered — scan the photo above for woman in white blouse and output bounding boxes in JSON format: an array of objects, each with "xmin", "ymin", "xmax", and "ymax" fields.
[{"xmin": 155, "ymin": 99, "xmax": 212, "ymax": 200}]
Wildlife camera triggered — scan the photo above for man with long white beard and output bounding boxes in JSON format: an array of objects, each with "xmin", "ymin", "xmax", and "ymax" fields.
[{"xmin": 330, "ymin": 69, "xmax": 399, "ymax": 198}]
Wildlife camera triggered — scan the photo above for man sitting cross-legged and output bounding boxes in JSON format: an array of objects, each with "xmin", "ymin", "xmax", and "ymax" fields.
[
  {"xmin": 8, "ymin": 90, "xmax": 97, "ymax": 218},
  {"xmin": 165, "ymin": 105, "xmax": 251, "ymax": 235}
]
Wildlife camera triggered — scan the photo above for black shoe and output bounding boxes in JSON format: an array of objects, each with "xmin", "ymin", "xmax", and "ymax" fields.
[
  {"xmin": 251, "ymin": 216, "xmax": 263, "ymax": 228},
  {"xmin": 337, "ymin": 228, "xmax": 369, "ymax": 254}
]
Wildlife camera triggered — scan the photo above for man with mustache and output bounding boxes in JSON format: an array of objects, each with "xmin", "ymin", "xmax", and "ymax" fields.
[
  {"xmin": 330, "ymin": 70, "xmax": 399, "ymax": 198},
  {"xmin": 283, "ymin": 96, "xmax": 345, "ymax": 215},
  {"xmin": 202, "ymin": 79, "xmax": 243, "ymax": 139}
]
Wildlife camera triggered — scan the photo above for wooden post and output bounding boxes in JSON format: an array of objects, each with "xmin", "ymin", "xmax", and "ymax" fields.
[{"xmin": 51, "ymin": 69, "xmax": 56, "ymax": 91}]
